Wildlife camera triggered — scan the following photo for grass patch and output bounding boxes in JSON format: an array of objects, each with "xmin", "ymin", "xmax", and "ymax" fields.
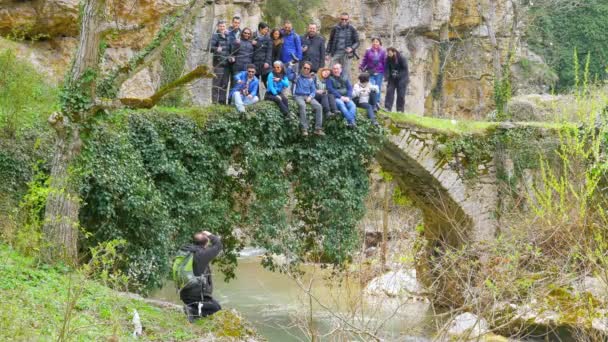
[
  {"xmin": 0, "ymin": 49, "xmax": 59, "ymax": 136},
  {"xmin": 383, "ymin": 111, "xmax": 499, "ymax": 136},
  {"xmin": 0, "ymin": 243, "xmax": 258, "ymax": 341},
  {"xmin": 382, "ymin": 111, "xmax": 575, "ymax": 137}
]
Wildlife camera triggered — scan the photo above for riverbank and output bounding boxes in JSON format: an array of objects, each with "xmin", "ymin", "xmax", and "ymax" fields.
[{"xmin": 0, "ymin": 243, "xmax": 260, "ymax": 341}]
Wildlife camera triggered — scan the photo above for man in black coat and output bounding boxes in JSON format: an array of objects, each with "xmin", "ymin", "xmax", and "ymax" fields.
[
  {"xmin": 179, "ymin": 231, "xmax": 223, "ymax": 322},
  {"xmin": 208, "ymin": 20, "xmax": 230, "ymax": 104},
  {"xmin": 326, "ymin": 12, "xmax": 359, "ymax": 80},
  {"xmin": 301, "ymin": 23, "xmax": 326, "ymax": 73},
  {"xmin": 252, "ymin": 22, "xmax": 273, "ymax": 87}
]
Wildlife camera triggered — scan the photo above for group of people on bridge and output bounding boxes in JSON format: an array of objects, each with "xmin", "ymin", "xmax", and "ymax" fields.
[{"xmin": 208, "ymin": 13, "xmax": 410, "ymax": 136}]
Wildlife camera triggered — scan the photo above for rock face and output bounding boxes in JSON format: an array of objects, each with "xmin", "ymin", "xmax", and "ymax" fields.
[
  {"xmin": 0, "ymin": 0, "xmax": 547, "ymax": 114},
  {"xmin": 312, "ymin": 0, "xmax": 548, "ymax": 119},
  {"xmin": 0, "ymin": 0, "xmax": 263, "ymax": 104}
]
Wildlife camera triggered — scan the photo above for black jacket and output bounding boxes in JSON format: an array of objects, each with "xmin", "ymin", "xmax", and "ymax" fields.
[
  {"xmin": 301, "ymin": 34, "xmax": 326, "ymax": 72},
  {"xmin": 386, "ymin": 52, "xmax": 409, "ymax": 84},
  {"xmin": 252, "ymin": 33, "xmax": 273, "ymax": 75},
  {"xmin": 326, "ymin": 24, "xmax": 359, "ymax": 55},
  {"xmin": 230, "ymin": 39, "xmax": 255, "ymax": 73},
  {"xmin": 209, "ymin": 31, "xmax": 230, "ymax": 67},
  {"xmin": 272, "ymin": 40, "xmax": 283, "ymax": 64},
  {"xmin": 178, "ymin": 234, "xmax": 222, "ymax": 304}
]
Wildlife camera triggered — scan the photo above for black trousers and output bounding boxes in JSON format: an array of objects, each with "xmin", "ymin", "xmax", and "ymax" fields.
[
  {"xmin": 264, "ymin": 92, "xmax": 290, "ymax": 115},
  {"xmin": 184, "ymin": 297, "xmax": 222, "ymax": 320},
  {"xmin": 385, "ymin": 79, "xmax": 407, "ymax": 112},
  {"xmin": 212, "ymin": 65, "xmax": 230, "ymax": 105},
  {"xmin": 315, "ymin": 93, "xmax": 337, "ymax": 115}
]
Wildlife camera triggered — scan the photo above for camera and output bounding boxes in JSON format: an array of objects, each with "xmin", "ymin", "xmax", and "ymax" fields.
[{"xmin": 288, "ymin": 52, "xmax": 300, "ymax": 66}]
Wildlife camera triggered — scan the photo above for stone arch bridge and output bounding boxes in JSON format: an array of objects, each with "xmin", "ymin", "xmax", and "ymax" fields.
[{"xmin": 376, "ymin": 114, "xmax": 559, "ymax": 248}]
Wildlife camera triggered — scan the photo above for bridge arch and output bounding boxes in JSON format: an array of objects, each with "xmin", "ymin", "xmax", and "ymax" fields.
[{"xmin": 376, "ymin": 123, "xmax": 498, "ymax": 248}]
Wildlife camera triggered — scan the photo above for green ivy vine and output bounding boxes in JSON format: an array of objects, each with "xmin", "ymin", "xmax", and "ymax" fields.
[{"xmin": 78, "ymin": 103, "xmax": 385, "ymax": 291}]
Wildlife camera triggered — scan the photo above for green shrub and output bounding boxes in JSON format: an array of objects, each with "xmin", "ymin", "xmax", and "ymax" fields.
[
  {"xmin": 0, "ymin": 50, "xmax": 58, "ymax": 135},
  {"xmin": 527, "ymin": 0, "xmax": 608, "ymax": 91}
]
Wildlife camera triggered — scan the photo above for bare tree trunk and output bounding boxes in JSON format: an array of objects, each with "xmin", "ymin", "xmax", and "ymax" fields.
[
  {"xmin": 42, "ymin": 0, "xmax": 104, "ymax": 263},
  {"xmin": 43, "ymin": 114, "xmax": 83, "ymax": 263},
  {"xmin": 381, "ymin": 181, "xmax": 393, "ymax": 271},
  {"xmin": 42, "ymin": 0, "xmax": 211, "ymax": 263}
]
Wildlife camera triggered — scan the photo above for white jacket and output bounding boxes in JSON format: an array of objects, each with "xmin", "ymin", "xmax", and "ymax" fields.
[{"xmin": 352, "ymin": 82, "xmax": 379, "ymax": 104}]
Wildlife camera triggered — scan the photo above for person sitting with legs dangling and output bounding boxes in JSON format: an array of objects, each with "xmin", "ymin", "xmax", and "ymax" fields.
[
  {"xmin": 352, "ymin": 72, "xmax": 379, "ymax": 126},
  {"xmin": 293, "ymin": 61, "xmax": 325, "ymax": 136},
  {"xmin": 327, "ymin": 63, "xmax": 357, "ymax": 128},
  {"xmin": 229, "ymin": 64, "xmax": 259, "ymax": 114}
]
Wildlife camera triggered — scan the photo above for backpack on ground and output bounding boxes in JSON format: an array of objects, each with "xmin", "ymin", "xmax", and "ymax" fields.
[{"xmin": 172, "ymin": 250, "xmax": 208, "ymax": 293}]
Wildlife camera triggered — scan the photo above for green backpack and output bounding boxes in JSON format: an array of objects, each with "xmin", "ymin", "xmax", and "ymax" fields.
[{"xmin": 172, "ymin": 250, "xmax": 208, "ymax": 292}]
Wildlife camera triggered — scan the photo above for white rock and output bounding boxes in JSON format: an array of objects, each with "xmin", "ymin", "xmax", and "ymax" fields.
[
  {"xmin": 446, "ymin": 312, "xmax": 489, "ymax": 338},
  {"xmin": 581, "ymin": 276, "xmax": 608, "ymax": 302},
  {"xmin": 132, "ymin": 309, "xmax": 142, "ymax": 337},
  {"xmin": 365, "ymin": 269, "xmax": 422, "ymax": 297}
]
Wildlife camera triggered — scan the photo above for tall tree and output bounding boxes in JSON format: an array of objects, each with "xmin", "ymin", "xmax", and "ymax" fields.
[{"xmin": 43, "ymin": 0, "xmax": 213, "ymax": 263}]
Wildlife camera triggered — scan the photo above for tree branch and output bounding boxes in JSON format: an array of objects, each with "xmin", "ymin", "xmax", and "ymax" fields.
[
  {"xmin": 97, "ymin": 22, "xmax": 142, "ymax": 35},
  {"xmin": 99, "ymin": 0, "xmax": 208, "ymax": 97},
  {"xmin": 119, "ymin": 64, "xmax": 214, "ymax": 108}
]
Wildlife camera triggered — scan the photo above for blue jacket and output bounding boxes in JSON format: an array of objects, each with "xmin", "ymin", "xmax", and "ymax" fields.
[
  {"xmin": 229, "ymin": 71, "xmax": 259, "ymax": 99},
  {"xmin": 280, "ymin": 30, "xmax": 302, "ymax": 64},
  {"xmin": 293, "ymin": 74, "xmax": 316, "ymax": 97},
  {"xmin": 327, "ymin": 75, "xmax": 353, "ymax": 98},
  {"xmin": 266, "ymin": 71, "xmax": 290, "ymax": 96}
]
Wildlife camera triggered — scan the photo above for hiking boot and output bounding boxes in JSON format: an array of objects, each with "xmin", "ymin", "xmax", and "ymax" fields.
[
  {"xmin": 314, "ymin": 128, "xmax": 325, "ymax": 136},
  {"xmin": 302, "ymin": 129, "xmax": 309, "ymax": 137},
  {"xmin": 346, "ymin": 122, "xmax": 357, "ymax": 129}
]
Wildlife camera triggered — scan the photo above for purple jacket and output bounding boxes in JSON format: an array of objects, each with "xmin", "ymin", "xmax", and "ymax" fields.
[{"xmin": 359, "ymin": 47, "xmax": 386, "ymax": 74}]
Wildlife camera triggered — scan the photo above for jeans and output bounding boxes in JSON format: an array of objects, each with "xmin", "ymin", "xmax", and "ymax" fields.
[
  {"xmin": 335, "ymin": 98, "xmax": 357, "ymax": 124},
  {"xmin": 212, "ymin": 66, "xmax": 230, "ymax": 104},
  {"xmin": 231, "ymin": 93, "xmax": 259, "ymax": 112},
  {"xmin": 385, "ymin": 79, "xmax": 407, "ymax": 112},
  {"xmin": 369, "ymin": 73, "xmax": 383, "ymax": 105},
  {"xmin": 315, "ymin": 92, "xmax": 337, "ymax": 115},
  {"xmin": 331, "ymin": 51, "xmax": 352, "ymax": 81},
  {"xmin": 355, "ymin": 91, "xmax": 378, "ymax": 123},
  {"xmin": 294, "ymin": 95, "xmax": 323, "ymax": 130},
  {"xmin": 264, "ymin": 92, "xmax": 290, "ymax": 115}
]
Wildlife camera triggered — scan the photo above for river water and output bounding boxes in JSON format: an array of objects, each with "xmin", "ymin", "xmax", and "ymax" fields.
[{"xmin": 150, "ymin": 248, "xmax": 435, "ymax": 341}]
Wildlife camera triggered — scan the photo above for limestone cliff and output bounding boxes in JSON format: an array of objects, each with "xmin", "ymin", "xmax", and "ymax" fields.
[
  {"xmin": 313, "ymin": 0, "xmax": 548, "ymax": 119},
  {"xmin": 0, "ymin": 0, "xmax": 548, "ymax": 117},
  {"xmin": 0, "ymin": 0, "xmax": 262, "ymax": 105}
]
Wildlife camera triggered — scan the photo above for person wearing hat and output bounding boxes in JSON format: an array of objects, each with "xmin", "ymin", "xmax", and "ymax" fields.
[{"xmin": 359, "ymin": 37, "xmax": 386, "ymax": 110}]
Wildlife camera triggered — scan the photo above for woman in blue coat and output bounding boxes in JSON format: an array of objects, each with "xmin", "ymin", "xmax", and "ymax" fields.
[{"xmin": 264, "ymin": 61, "xmax": 292, "ymax": 116}]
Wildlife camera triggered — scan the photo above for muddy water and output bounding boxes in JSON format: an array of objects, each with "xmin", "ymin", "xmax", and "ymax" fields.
[{"xmin": 150, "ymin": 248, "xmax": 434, "ymax": 341}]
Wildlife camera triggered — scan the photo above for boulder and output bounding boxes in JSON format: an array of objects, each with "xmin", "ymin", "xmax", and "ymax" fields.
[
  {"xmin": 506, "ymin": 94, "xmax": 570, "ymax": 122},
  {"xmin": 446, "ymin": 312, "xmax": 489, "ymax": 339},
  {"xmin": 578, "ymin": 276, "xmax": 608, "ymax": 303},
  {"xmin": 365, "ymin": 269, "xmax": 422, "ymax": 297}
]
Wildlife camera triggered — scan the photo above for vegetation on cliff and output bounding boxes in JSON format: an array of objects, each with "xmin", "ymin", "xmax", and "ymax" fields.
[{"xmin": 527, "ymin": 0, "xmax": 608, "ymax": 90}]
